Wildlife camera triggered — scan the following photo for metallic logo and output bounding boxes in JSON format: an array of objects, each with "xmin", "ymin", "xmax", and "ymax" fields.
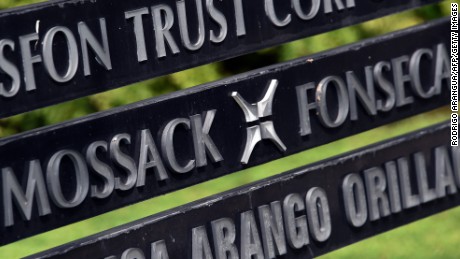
[{"xmin": 231, "ymin": 79, "xmax": 287, "ymax": 164}]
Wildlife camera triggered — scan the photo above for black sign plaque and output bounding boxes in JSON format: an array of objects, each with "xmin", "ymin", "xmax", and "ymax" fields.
[
  {"xmin": 0, "ymin": 0, "xmax": 441, "ymax": 117},
  {"xmin": 0, "ymin": 18, "xmax": 450, "ymax": 245},
  {"xmin": 28, "ymin": 122, "xmax": 459, "ymax": 259}
]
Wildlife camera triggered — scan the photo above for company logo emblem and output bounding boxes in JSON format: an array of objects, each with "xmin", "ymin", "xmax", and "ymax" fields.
[{"xmin": 231, "ymin": 79, "xmax": 287, "ymax": 164}]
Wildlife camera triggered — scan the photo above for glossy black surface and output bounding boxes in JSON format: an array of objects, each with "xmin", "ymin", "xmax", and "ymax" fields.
[
  {"xmin": 28, "ymin": 122, "xmax": 457, "ymax": 259},
  {"xmin": 0, "ymin": 18, "xmax": 450, "ymax": 245},
  {"xmin": 0, "ymin": 0, "xmax": 440, "ymax": 117}
]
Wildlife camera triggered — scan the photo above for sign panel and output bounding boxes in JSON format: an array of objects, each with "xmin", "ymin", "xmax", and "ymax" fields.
[
  {"xmin": 0, "ymin": 0, "xmax": 441, "ymax": 117},
  {"xmin": 28, "ymin": 122, "xmax": 459, "ymax": 259},
  {"xmin": 0, "ymin": 18, "xmax": 451, "ymax": 245}
]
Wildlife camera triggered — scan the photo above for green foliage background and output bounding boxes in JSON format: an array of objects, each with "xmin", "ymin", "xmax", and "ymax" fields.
[{"xmin": 0, "ymin": 1, "xmax": 457, "ymax": 258}]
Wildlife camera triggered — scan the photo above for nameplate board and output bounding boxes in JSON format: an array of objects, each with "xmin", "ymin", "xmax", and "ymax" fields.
[
  {"xmin": 0, "ymin": 18, "xmax": 450, "ymax": 245},
  {"xmin": 28, "ymin": 122, "xmax": 459, "ymax": 258},
  {"xmin": 0, "ymin": 0, "xmax": 441, "ymax": 117}
]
